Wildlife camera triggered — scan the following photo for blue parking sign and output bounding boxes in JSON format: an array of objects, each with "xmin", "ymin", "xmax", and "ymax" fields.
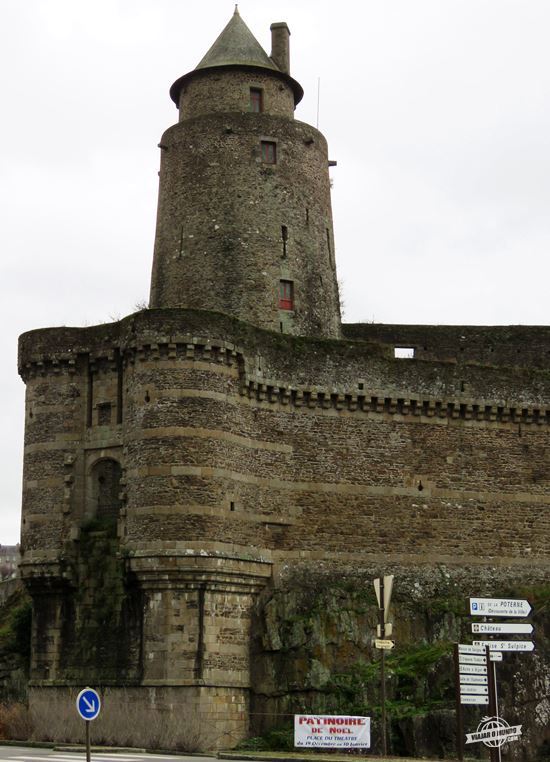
[{"xmin": 76, "ymin": 688, "xmax": 101, "ymax": 721}]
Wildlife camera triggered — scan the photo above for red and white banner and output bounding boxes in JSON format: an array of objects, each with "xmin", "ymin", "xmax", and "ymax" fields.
[{"xmin": 294, "ymin": 715, "xmax": 371, "ymax": 748}]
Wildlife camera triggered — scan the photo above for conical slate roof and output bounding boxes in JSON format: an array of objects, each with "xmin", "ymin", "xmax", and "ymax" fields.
[
  {"xmin": 169, "ymin": 8, "xmax": 303, "ymax": 106},
  {"xmin": 195, "ymin": 7, "xmax": 279, "ymax": 73}
]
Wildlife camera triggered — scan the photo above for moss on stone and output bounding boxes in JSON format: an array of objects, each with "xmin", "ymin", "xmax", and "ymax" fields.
[{"xmin": 0, "ymin": 589, "xmax": 32, "ymax": 660}]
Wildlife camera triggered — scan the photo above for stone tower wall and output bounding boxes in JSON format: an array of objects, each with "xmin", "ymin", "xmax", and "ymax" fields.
[
  {"xmin": 150, "ymin": 74, "xmax": 341, "ymax": 340},
  {"xmin": 178, "ymin": 69, "xmax": 295, "ymax": 121}
]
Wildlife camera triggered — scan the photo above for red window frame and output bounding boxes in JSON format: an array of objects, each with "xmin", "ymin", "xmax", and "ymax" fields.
[
  {"xmin": 279, "ymin": 280, "xmax": 294, "ymax": 310},
  {"xmin": 261, "ymin": 140, "xmax": 277, "ymax": 164},
  {"xmin": 250, "ymin": 88, "xmax": 263, "ymax": 113}
]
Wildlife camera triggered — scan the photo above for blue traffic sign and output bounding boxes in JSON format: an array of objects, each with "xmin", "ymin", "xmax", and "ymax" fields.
[{"xmin": 76, "ymin": 687, "xmax": 101, "ymax": 721}]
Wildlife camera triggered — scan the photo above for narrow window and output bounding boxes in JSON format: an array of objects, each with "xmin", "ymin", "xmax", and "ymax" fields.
[
  {"xmin": 86, "ymin": 362, "xmax": 94, "ymax": 428},
  {"xmin": 116, "ymin": 349, "xmax": 123, "ymax": 424},
  {"xmin": 97, "ymin": 402, "xmax": 112, "ymax": 426},
  {"xmin": 250, "ymin": 88, "xmax": 263, "ymax": 113},
  {"xmin": 178, "ymin": 225, "xmax": 184, "ymax": 257},
  {"xmin": 90, "ymin": 459, "xmax": 122, "ymax": 522},
  {"xmin": 261, "ymin": 141, "xmax": 277, "ymax": 164},
  {"xmin": 281, "ymin": 225, "xmax": 288, "ymax": 258},
  {"xmin": 394, "ymin": 347, "xmax": 415, "ymax": 359},
  {"xmin": 279, "ymin": 280, "xmax": 294, "ymax": 310},
  {"xmin": 326, "ymin": 228, "xmax": 335, "ymax": 269}
]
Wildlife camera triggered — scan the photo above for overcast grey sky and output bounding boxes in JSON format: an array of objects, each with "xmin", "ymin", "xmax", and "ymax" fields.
[{"xmin": 1, "ymin": 0, "xmax": 550, "ymax": 543}]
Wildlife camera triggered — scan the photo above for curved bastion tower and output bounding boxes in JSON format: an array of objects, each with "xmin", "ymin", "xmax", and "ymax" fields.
[{"xmin": 17, "ymin": 9, "xmax": 550, "ymax": 756}]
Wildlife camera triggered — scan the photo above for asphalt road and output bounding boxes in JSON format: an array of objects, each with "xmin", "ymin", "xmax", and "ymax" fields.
[{"xmin": 0, "ymin": 748, "xmax": 215, "ymax": 762}]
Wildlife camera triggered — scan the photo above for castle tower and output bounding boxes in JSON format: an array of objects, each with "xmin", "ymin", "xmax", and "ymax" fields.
[{"xmin": 149, "ymin": 9, "xmax": 342, "ymax": 339}]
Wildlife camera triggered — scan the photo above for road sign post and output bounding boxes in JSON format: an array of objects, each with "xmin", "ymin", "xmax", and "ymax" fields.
[
  {"xmin": 85, "ymin": 720, "xmax": 90, "ymax": 762},
  {"xmin": 76, "ymin": 687, "xmax": 101, "ymax": 762},
  {"xmin": 373, "ymin": 575, "xmax": 393, "ymax": 758},
  {"xmin": 454, "ymin": 644, "xmax": 464, "ymax": 762},
  {"xmin": 465, "ymin": 596, "xmax": 533, "ymax": 762},
  {"xmin": 486, "ymin": 646, "xmax": 501, "ymax": 762}
]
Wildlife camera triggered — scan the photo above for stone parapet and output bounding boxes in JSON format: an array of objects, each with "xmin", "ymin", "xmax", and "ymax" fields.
[{"xmin": 128, "ymin": 550, "xmax": 272, "ymax": 592}]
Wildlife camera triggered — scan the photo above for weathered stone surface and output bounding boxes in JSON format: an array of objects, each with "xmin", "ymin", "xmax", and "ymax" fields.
[{"xmin": 251, "ymin": 567, "xmax": 550, "ymax": 760}]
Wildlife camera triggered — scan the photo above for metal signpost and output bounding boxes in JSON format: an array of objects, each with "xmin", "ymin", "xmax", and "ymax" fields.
[
  {"xmin": 76, "ymin": 687, "xmax": 101, "ymax": 762},
  {"xmin": 460, "ymin": 597, "xmax": 534, "ymax": 762},
  {"xmin": 373, "ymin": 575, "xmax": 394, "ymax": 758}
]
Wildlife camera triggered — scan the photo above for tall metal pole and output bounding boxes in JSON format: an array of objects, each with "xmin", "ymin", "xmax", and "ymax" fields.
[
  {"xmin": 486, "ymin": 647, "xmax": 499, "ymax": 762},
  {"xmin": 379, "ymin": 577, "xmax": 387, "ymax": 757},
  {"xmin": 85, "ymin": 719, "xmax": 91, "ymax": 762},
  {"xmin": 493, "ymin": 659, "xmax": 502, "ymax": 762},
  {"xmin": 453, "ymin": 644, "xmax": 464, "ymax": 762}
]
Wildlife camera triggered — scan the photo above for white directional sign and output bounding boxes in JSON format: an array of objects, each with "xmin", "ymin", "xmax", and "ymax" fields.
[
  {"xmin": 459, "ymin": 664, "xmax": 487, "ymax": 675},
  {"xmin": 460, "ymin": 674, "xmax": 488, "ymax": 685},
  {"xmin": 458, "ymin": 644, "xmax": 486, "ymax": 654},
  {"xmin": 472, "ymin": 622, "xmax": 533, "ymax": 635},
  {"xmin": 461, "ymin": 695, "xmax": 489, "ymax": 706},
  {"xmin": 489, "ymin": 651, "xmax": 503, "ymax": 662},
  {"xmin": 460, "ymin": 685, "xmax": 488, "ymax": 695},
  {"xmin": 374, "ymin": 638, "xmax": 395, "ymax": 650},
  {"xmin": 459, "ymin": 654, "xmax": 487, "ymax": 665},
  {"xmin": 473, "ymin": 640, "xmax": 535, "ymax": 653},
  {"xmin": 469, "ymin": 598, "xmax": 531, "ymax": 618}
]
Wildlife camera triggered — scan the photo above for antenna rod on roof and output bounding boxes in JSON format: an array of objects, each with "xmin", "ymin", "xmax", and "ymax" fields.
[{"xmin": 316, "ymin": 77, "xmax": 321, "ymax": 129}]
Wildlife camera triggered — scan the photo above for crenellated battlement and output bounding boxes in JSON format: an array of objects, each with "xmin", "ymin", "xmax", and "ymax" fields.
[{"xmin": 20, "ymin": 312, "xmax": 550, "ymax": 428}]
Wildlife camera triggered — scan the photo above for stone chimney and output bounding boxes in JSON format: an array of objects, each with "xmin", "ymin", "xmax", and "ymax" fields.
[{"xmin": 270, "ymin": 22, "xmax": 290, "ymax": 74}]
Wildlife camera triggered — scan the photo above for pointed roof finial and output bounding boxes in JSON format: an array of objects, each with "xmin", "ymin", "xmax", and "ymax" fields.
[
  {"xmin": 169, "ymin": 9, "xmax": 304, "ymax": 106},
  {"xmin": 194, "ymin": 10, "xmax": 277, "ymax": 72}
]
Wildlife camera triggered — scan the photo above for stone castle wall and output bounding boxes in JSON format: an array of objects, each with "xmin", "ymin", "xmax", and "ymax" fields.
[
  {"xmin": 344, "ymin": 322, "xmax": 550, "ymax": 368},
  {"xmin": 18, "ymin": 308, "xmax": 550, "ymax": 751},
  {"xmin": 20, "ymin": 308, "xmax": 550, "ymax": 566}
]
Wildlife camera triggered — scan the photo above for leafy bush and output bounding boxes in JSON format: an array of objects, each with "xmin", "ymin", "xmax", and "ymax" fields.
[
  {"xmin": 0, "ymin": 591, "xmax": 32, "ymax": 660},
  {"xmin": 237, "ymin": 726, "xmax": 294, "ymax": 751}
]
